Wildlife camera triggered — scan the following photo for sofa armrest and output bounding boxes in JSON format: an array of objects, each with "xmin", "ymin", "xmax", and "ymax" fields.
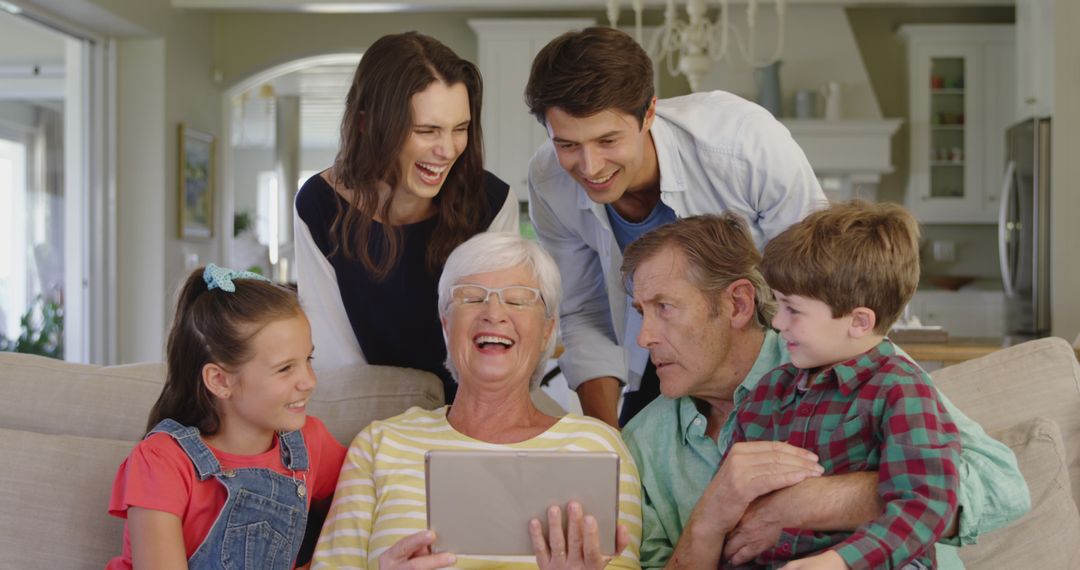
[
  {"xmin": 957, "ymin": 417, "xmax": 1080, "ymax": 569},
  {"xmin": 931, "ymin": 337, "xmax": 1080, "ymax": 505}
]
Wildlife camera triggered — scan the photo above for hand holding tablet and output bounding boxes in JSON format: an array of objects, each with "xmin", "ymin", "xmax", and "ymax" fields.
[
  {"xmin": 424, "ymin": 450, "xmax": 624, "ymax": 559},
  {"xmin": 375, "ymin": 530, "xmax": 457, "ymax": 570},
  {"xmin": 529, "ymin": 500, "xmax": 633, "ymax": 570}
]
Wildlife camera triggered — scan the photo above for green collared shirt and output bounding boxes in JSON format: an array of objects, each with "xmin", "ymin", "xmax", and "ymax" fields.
[{"xmin": 623, "ymin": 330, "xmax": 1031, "ymax": 569}]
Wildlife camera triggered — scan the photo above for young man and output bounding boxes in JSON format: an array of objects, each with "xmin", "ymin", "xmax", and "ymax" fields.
[
  {"xmin": 524, "ymin": 27, "xmax": 826, "ymax": 427},
  {"xmin": 732, "ymin": 200, "xmax": 958, "ymax": 569},
  {"xmin": 619, "ymin": 214, "xmax": 1030, "ymax": 569}
]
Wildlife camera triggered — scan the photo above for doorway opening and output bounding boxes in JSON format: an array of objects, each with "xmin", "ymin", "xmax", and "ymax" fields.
[{"xmin": 222, "ymin": 53, "xmax": 361, "ymax": 283}]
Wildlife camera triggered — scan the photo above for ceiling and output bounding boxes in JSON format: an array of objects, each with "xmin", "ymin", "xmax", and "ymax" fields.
[
  {"xmin": 173, "ymin": 0, "xmax": 1013, "ymax": 11},
  {"xmin": 0, "ymin": 9, "xmax": 66, "ymax": 100}
]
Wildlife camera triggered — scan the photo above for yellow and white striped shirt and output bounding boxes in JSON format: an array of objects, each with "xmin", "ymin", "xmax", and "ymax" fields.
[{"xmin": 313, "ymin": 406, "xmax": 643, "ymax": 569}]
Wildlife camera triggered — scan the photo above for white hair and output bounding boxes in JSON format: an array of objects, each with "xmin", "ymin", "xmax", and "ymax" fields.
[{"xmin": 438, "ymin": 232, "xmax": 562, "ymax": 391}]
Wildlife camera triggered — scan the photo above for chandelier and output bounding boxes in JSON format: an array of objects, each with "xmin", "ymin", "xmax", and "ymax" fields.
[{"xmin": 606, "ymin": 0, "xmax": 787, "ymax": 92}]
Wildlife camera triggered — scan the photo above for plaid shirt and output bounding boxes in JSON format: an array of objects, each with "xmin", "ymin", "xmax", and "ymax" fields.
[{"xmin": 730, "ymin": 339, "xmax": 960, "ymax": 570}]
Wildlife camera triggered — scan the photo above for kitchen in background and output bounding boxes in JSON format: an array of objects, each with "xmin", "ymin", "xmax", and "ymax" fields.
[{"xmin": 850, "ymin": 5, "xmax": 1054, "ymax": 342}]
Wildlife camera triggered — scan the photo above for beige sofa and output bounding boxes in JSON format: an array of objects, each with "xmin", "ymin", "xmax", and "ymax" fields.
[
  {"xmin": 930, "ymin": 337, "xmax": 1080, "ymax": 568},
  {"xmin": 0, "ymin": 355, "xmax": 445, "ymax": 568},
  {"xmin": 1, "ymin": 337, "xmax": 1079, "ymax": 568}
]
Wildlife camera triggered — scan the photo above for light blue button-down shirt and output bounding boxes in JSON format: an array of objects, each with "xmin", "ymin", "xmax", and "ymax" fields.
[
  {"xmin": 623, "ymin": 330, "xmax": 1031, "ymax": 569},
  {"xmin": 528, "ymin": 91, "xmax": 827, "ymax": 392}
]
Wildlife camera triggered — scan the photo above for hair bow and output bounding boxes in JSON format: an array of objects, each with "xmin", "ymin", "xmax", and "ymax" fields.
[{"xmin": 203, "ymin": 263, "xmax": 270, "ymax": 293}]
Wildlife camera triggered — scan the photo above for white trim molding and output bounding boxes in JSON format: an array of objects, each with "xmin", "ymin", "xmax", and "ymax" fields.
[
  {"xmin": 782, "ymin": 118, "xmax": 902, "ymax": 203},
  {"xmin": 782, "ymin": 118, "xmax": 902, "ymax": 178}
]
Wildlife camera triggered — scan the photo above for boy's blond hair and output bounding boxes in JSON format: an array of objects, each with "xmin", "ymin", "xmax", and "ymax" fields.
[{"xmin": 761, "ymin": 200, "xmax": 920, "ymax": 334}]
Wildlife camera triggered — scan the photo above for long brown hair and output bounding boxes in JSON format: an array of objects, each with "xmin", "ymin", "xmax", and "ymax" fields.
[
  {"xmin": 146, "ymin": 268, "xmax": 302, "ymax": 434},
  {"xmin": 331, "ymin": 31, "xmax": 489, "ymax": 280}
]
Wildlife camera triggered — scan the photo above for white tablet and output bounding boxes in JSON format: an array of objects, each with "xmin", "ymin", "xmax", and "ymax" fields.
[{"xmin": 424, "ymin": 449, "xmax": 621, "ymax": 556}]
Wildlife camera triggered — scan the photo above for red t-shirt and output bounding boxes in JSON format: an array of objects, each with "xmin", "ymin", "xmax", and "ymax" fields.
[{"xmin": 105, "ymin": 416, "xmax": 346, "ymax": 570}]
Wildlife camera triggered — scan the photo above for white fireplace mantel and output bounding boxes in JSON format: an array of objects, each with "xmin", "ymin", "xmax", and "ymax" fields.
[
  {"xmin": 782, "ymin": 118, "xmax": 903, "ymax": 178},
  {"xmin": 781, "ymin": 118, "xmax": 903, "ymax": 202}
]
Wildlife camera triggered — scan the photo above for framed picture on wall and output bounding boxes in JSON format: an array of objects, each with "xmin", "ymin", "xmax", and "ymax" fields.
[{"xmin": 178, "ymin": 124, "xmax": 215, "ymax": 239}]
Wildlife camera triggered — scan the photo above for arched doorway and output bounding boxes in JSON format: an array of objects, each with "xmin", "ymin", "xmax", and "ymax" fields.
[{"xmin": 219, "ymin": 53, "xmax": 361, "ymax": 281}]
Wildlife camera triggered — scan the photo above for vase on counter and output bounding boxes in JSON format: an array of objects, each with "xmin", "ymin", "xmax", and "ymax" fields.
[
  {"xmin": 755, "ymin": 61, "xmax": 782, "ymax": 117},
  {"xmin": 794, "ymin": 90, "xmax": 819, "ymax": 119},
  {"xmin": 822, "ymin": 81, "xmax": 843, "ymax": 120}
]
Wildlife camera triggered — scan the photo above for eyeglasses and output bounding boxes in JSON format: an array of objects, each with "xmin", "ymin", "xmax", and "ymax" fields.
[{"xmin": 450, "ymin": 284, "xmax": 544, "ymax": 310}]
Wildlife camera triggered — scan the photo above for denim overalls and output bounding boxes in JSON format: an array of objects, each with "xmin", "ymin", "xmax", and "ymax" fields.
[{"xmin": 149, "ymin": 419, "xmax": 310, "ymax": 570}]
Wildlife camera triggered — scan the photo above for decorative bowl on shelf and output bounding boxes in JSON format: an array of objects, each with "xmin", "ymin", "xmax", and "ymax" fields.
[{"xmin": 927, "ymin": 275, "xmax": 976, "ymax": 291}]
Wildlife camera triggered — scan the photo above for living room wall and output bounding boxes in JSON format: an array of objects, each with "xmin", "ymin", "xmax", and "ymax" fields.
[
  {"xmin": 210, "ymin": 6, "xmax": 875, "ymax": 116},
  {"xmin": 1050, "ymin": 0, "xmax": 1080, "ymax": 341},
  {"xmin": 214, "ymin": 10, "xmax": 592, "ymax": 85}
]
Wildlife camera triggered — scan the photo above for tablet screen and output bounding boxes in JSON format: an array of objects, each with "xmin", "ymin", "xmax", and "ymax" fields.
[{"xmin": 425, "ymin": 450, "xmax": 620, "ymax": 556}]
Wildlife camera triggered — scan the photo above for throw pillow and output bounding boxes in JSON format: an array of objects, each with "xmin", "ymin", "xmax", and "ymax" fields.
[{"xmin": 958, "ymin": 417, "xmax": 1080, "ymax": 569}]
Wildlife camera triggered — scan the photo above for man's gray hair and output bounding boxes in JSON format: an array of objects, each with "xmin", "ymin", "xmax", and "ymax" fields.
[
  {"xmin": 437, "ymin": 232, "xmax": 562, "ymax": 391},
  {"xmin": 620, "ymin": 214, "xmax": 775, "ymax": 329}
]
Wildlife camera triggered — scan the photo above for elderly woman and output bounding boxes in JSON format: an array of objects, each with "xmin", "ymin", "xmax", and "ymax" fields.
[{"xmin": 312, "ymin": 232, "xmax": 642, "ymax": 569}]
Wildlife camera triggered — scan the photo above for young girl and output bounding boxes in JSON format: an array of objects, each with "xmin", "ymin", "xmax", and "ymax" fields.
[{"xmin": 106, "ymin": 264, "xmax": 347, "ymax": 570}]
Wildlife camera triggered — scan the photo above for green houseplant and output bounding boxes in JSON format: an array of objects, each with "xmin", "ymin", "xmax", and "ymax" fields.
[{"xmin": 0, "ymin": 295, "xmax": 64, "ymax": 359}]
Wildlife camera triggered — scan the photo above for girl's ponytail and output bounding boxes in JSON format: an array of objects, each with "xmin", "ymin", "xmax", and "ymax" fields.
[{"xmin": 145, "ymin": 266, "xmax": 301, "ymax": 434}]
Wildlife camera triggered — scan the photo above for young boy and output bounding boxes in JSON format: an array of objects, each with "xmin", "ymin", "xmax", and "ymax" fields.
[{"xmin": 732, "ymin": 200, "xmax": 960, "ymax": 570}]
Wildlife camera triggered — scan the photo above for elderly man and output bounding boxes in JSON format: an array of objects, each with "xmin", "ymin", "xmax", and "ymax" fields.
[{"xmin": 620, "ymin": 214, "xmax": 1030, "ymax": 568}]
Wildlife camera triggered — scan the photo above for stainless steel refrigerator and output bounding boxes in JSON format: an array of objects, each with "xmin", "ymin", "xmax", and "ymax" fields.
[{"xmin": 1000, "ymin": 117, "xmax": 1051, "ymax": 337}]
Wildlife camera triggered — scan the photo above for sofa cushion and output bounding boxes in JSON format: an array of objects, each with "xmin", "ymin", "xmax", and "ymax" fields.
[
  {"xmin": 958, "ymin": 417, "xmax": 1080, "ymax": 569},
  {"xmin": 0, "ymin": 353, "xmax": 446, "ymax": 445},
  {"xmin": 0, "ymin": 353, "xmax": 165, "ymax": 441},
  {"xmin": 307, "ymin": 364, "xmax": 444, "ymax": 446},
  {"xmin": 0, "ymin": 428, "xmax": 132, "ymax": 569},
  {"xmin": 931, "ymin": 337, "xmax": 1080, "ymax": 503}
]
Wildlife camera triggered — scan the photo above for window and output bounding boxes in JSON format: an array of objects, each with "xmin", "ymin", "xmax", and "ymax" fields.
[
  {"xmin": 0, "ymin": 104, "xmax": 65, "ymax": 358},
  {"xmin": 0, "ymin": 8, "xmax": 110, "ymax": 362},
  {"xmin": 0, "ymin": 135, "xmax": 29, "ymax": 342}
]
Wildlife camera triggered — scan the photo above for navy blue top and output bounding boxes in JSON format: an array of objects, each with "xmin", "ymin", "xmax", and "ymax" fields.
[{"xmin": 294, "ymin": 171, "xmax": 510, "ymax": 403}]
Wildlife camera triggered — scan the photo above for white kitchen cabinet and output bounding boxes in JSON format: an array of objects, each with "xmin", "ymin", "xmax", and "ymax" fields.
[
  {"xmin": 900, "ymin": 25, "xmax": 1015, "ymax": 224},
  {"xmin": 469, "ymin": 19, "xmax": 595, "ymax": 202},
  {"xmin": 1016, "ymin": 0, "xmax": 1054, "ymax": 119},
  {"xmin": 907, "ymin": 290, "xmax": 1005, "ymax": 338}
]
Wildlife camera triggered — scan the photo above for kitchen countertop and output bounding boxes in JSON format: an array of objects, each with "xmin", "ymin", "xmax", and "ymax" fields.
[
  {"xmin": 895, "ymin": 336, "xmax": 1080, "ymax": 366},
  {"xmin": 556, "ymin": 337, "xmax": 1078, "ymax": 369}
]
